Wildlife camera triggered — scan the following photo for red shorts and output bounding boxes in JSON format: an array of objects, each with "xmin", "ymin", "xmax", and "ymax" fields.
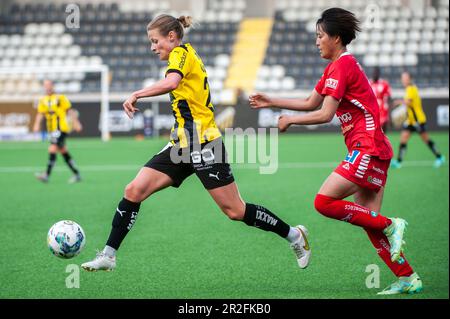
[{"xmin": 334, "ymin": 150, "xmax": 391, "ymax": 192}]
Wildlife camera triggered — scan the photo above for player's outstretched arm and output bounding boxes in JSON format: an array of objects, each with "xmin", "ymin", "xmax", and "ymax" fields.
[
  {"xmin": 32, "ymin": 113, "xmax": 44, "ymax": 132},
  {"xmin": 123, "ymin": 73, "xmax": 182, "ymax": 119},
  {"xmin": 249, "ymin": 89, "xmax": 324, "ymax": 111},
  {"xmin": 68, "ymin": 109, "xmax": 83, "ymax": 132},
  {"xmin": 278, "ymin": 95, "xmax": 339, "ymax": 132}
]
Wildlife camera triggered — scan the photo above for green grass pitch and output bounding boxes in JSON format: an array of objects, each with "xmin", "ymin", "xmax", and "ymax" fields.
[{"xmin": 0, "ymin": 132, "xmax": 448, "ymax": 299}]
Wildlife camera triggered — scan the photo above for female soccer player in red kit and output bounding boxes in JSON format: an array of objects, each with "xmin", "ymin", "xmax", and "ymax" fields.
[{"xmin": 250, "ymin": 8, "xmax": 422, "ymax": 295}]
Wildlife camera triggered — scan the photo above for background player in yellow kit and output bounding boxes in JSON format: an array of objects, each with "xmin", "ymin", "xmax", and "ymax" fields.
[
  {"xmin": 391, "ymin": 72, "xmax": 445, "ymax": 168},
  {"xmin": 33, "ymin": 80, "xmax": 82, "ymax": 183}
]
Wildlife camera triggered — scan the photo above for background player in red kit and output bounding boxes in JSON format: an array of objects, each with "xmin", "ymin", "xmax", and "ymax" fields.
[
  {"xmin": 370, "ymin": 67, "xmax": 392, "ymax": 133},
  {"xmin": 250, "ymin": 8, "xmax": 422, "ymax": 295}
]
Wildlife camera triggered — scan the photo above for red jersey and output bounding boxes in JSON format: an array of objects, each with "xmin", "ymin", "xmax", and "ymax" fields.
[
  {"xmin": 315, "ymin": 53, "xmax": 393, "ymax": 160},
  {"xmin": 370, "ymin": 79, "xmax": 392, "ymax": 126}
]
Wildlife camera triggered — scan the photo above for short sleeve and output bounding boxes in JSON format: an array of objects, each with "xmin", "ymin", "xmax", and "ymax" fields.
[
  {"xmin": 165, "ymin": 46, "xmax": 191, "ymax": 78},
  {"xmin": 59, "ymin": 95, "xmax": 71, "ymax": 110},
  {"xmin": 319, "ymin": 62, "xmax": 348, "ymax": 101},
  {"xmin": 37, "ymin": 98, "xmax": 47, "ymax": 113},
  {"xmin": 314, "ymin": 74, "xmax": 326, "ymax": 96}
]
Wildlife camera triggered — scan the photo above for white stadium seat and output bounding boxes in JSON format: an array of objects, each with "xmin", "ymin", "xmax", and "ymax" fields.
[
  {"xmin": 271, "ymin": 65, "xmax": 285, "ymax": 78},
  {"xmin": 410, "ymin": 20, "xmax": 423, "ymax": 30},
  {"xmin": 391, "ymin": 53, "xmax": 405, "ymax": 66},
  {"xmin": 378, "ymin": 53, "xmax": 391, "ymax": 66},
  {"xmin": 423, "ymin": 19, "xmax": 436, "ymax": 30},
  {"xmin": 282, "ymin": 77, "xmax": 296, "ymax": 91},
  {"xmin": 409, "ymin": 31, "xmax": 421, "ymax": 42},
  {"xmin": 406, "ymin": 42, "xmax": 420, "ymax": 53},
  {"xmin": 432, "ymin": 42, "xmax": 446, "ymax": 53},
  {"xmin": 51, "ymin": 23, "xmax": 65, "ymax": 35},
  {"xmin": 268, "ymin": 78, "xmax": 281, "ymax": 91},
  {"xmin": 255, "ymin": 79, "xmax": 268, "ymax": 91},
  {"xmin": 24, "ymin": 23, "xmax": 39, "ymax": 35},
  {"xmin": 380, "ymin": 42, "xmax": 393, "ymax": 53},
  {"xmin": 395, "ymin": 32, "xmax": 408, "ymax": 43},
  {"xmin": 397, "ymin": 19, "xmax": 410, "ymax": 30},
  {"xmin": 435, "ymin": 30, "xmax": 448, "ymax": 42},
  {"xmin": 419, "ymin": 42, "xmax": 432, "ymax": 54},
  {"xmin": 258, "ymin": 65, "xmax": 271, "ymax": 79},
  {"xmin": 404, "ymin": 54, "xmax": 418, "ymax": 65},
  {"xmin": 393, "ymin": 42, "xmax": 406, "ymax": 53},
  {"xmin": 215, "ymin": 54, "xmax": 230, "ymax": 68},
  {"xmin": 363, "ymin": 54, "xmax": 378, "ymax": 66}
]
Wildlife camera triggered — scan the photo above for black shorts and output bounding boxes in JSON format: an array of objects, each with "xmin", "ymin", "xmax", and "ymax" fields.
[
  {"xmin": 402, "ymin": 122, "xmax": 427, "ymax": 133},
  {"xmin": 49, "ymin": 131, "xmax": 67, "ymax": 148},
  {"xmin": 145, "ymin": 138, "xmax": 235, "ymax": 190}
]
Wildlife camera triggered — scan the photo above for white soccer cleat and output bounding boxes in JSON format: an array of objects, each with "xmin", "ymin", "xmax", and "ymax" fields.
[
  {"xmin": 81, "ymin": 251, "xmax": 116, "ymax": 272},
  {"xmin": 68, "ymin": 174, "xmax": 81, "ymax": 184},
  {"xmin": 290, "ymin": 225, "xmax": 311, "ymax": 269},
  {"xmin": 383, "ymin": 218, "xmax": 408, "ymax": 263},
  {"xmin": 377, "ymin": 272, "xmax": 423, "ymax": 295},
  {"xmin": 35, "ymin": 172, "xmax": 49, "ymax": 183}
]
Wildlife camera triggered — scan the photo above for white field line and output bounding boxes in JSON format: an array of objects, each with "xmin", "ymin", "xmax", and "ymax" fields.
[{"xmin": 0, "ymin": 161, "xmax": 442, "ymax": 173}]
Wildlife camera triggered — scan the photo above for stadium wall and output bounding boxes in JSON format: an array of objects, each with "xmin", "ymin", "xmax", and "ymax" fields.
[{"xmin": 2, "ymin": 97, "xmax": 447, "ymax": 140}]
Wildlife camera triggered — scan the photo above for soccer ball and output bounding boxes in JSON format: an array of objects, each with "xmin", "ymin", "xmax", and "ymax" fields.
[{"xmin": 47, "ymin": 220, "xmax": 86, "ymax": 259}]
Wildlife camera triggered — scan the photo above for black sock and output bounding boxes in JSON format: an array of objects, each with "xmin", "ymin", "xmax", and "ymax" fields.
[
  {"xmin": 106, "ymin": 198, "xmax": 141, "ymax": 250},
  {"xmin": 427, "ymin": 140, "xmax": 442, "ymax": 158},
  {"xmin": 243, "ymin": 203, "xmax": 290, "ymax": 238},
  {"xmin": 62, "ymin": 152, "xmax": 80, "ymax": 175},
  {"xmin": 46, "ymin": 153, "xmax": 56, "ymax": 176},
  {"xmin": 398, "ymin": 143, "xmax": 407, "ymax": 162}
]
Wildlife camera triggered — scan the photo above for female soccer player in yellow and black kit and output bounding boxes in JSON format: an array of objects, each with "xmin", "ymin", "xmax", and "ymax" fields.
[
  {"xmin": 82, "ymin": 15, "xmax": 311, "ymax": 271},
  {"xmin": 391, "ymin": 72, "xmax": 445, "ymax": 168},
  {"xmin": 33, "ymin": 80, "xmax": 82, "ymax": 183}
]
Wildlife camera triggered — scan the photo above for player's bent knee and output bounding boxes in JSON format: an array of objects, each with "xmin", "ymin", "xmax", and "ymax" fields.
[
  {"xmin": 314, "ymin": 194, "xmax": 335, "ymax": 217},
  {"xmin": 221, "ymin": 205, "xmax": 244, "ymax": 221},
  {"xmin": 124, "ymin": 182, "xmax": 147, "ymax": 203}
]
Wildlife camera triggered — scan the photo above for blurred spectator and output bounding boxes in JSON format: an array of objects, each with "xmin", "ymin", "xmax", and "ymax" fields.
[{"xmin": 370, "ymin": 67, "xmax": 393, "ymax": 133}]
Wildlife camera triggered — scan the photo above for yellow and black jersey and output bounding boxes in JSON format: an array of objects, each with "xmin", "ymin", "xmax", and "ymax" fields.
[
  {"xmin": 37, "ymin": 94, "xmax": 72, "ymax": 133},
  {"xmin": 404, "ymin": 85, "xmax": 426, "ymax": 125},
  {"xmin": 165, "ymin": 43, "xmax": 221, "ymax": 147}
]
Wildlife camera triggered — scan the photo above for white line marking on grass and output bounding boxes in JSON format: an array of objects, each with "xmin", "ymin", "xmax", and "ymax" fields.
[{"xmin": 0, "ymin": 161, "xmax": 442, "ymax": 173}]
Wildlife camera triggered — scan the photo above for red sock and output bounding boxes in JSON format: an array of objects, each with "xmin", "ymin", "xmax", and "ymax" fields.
[
  {"xmin": 314, "ymin": 194, "xmax": 392, "ymax": 231},
  {"xmin": 365, "ymin": 228, "xmax": 414, "ymax": 277}
]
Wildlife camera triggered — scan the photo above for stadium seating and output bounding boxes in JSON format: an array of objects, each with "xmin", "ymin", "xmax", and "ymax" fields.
[
  {"xmin": 0, "ymin": 0, "xmax": 448, "ymax": 96},
  {"xmin": 0, "ymin": 0, "xmax": 244, "ymax": 99},
  {"xmin": 258, "ymin": 0, "xmax": 449, "ymax": 90}
]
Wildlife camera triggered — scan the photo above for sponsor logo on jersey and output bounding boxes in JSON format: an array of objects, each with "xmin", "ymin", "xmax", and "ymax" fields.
[
  {"xmin": 345, "ymin": 150, "xmax": 360, "ymax": 164},
  {"xmin": 370, "ymin": 211, "xmax": 379, "ymax": 218},
  {"xmin": 338, "ymin": 112, "xmax": 352, "ymax": 123},
  {"xmin": 372, "ymin": 167, "xmax": 385, "ymax": 175},
  {"xmin": 325, "ymin": 78, "xmax": 339, "ymax": 90},
  {"xmin": 342, "ymin": 124, "xmax": 354, "ymax": 134},
  {"xmin": 367, "ymin": 176, "xmax": 383, "ymax": 186},
  {"xmin": 343, "ymin": 163, "xmax": 350, "ymax": 170}
]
